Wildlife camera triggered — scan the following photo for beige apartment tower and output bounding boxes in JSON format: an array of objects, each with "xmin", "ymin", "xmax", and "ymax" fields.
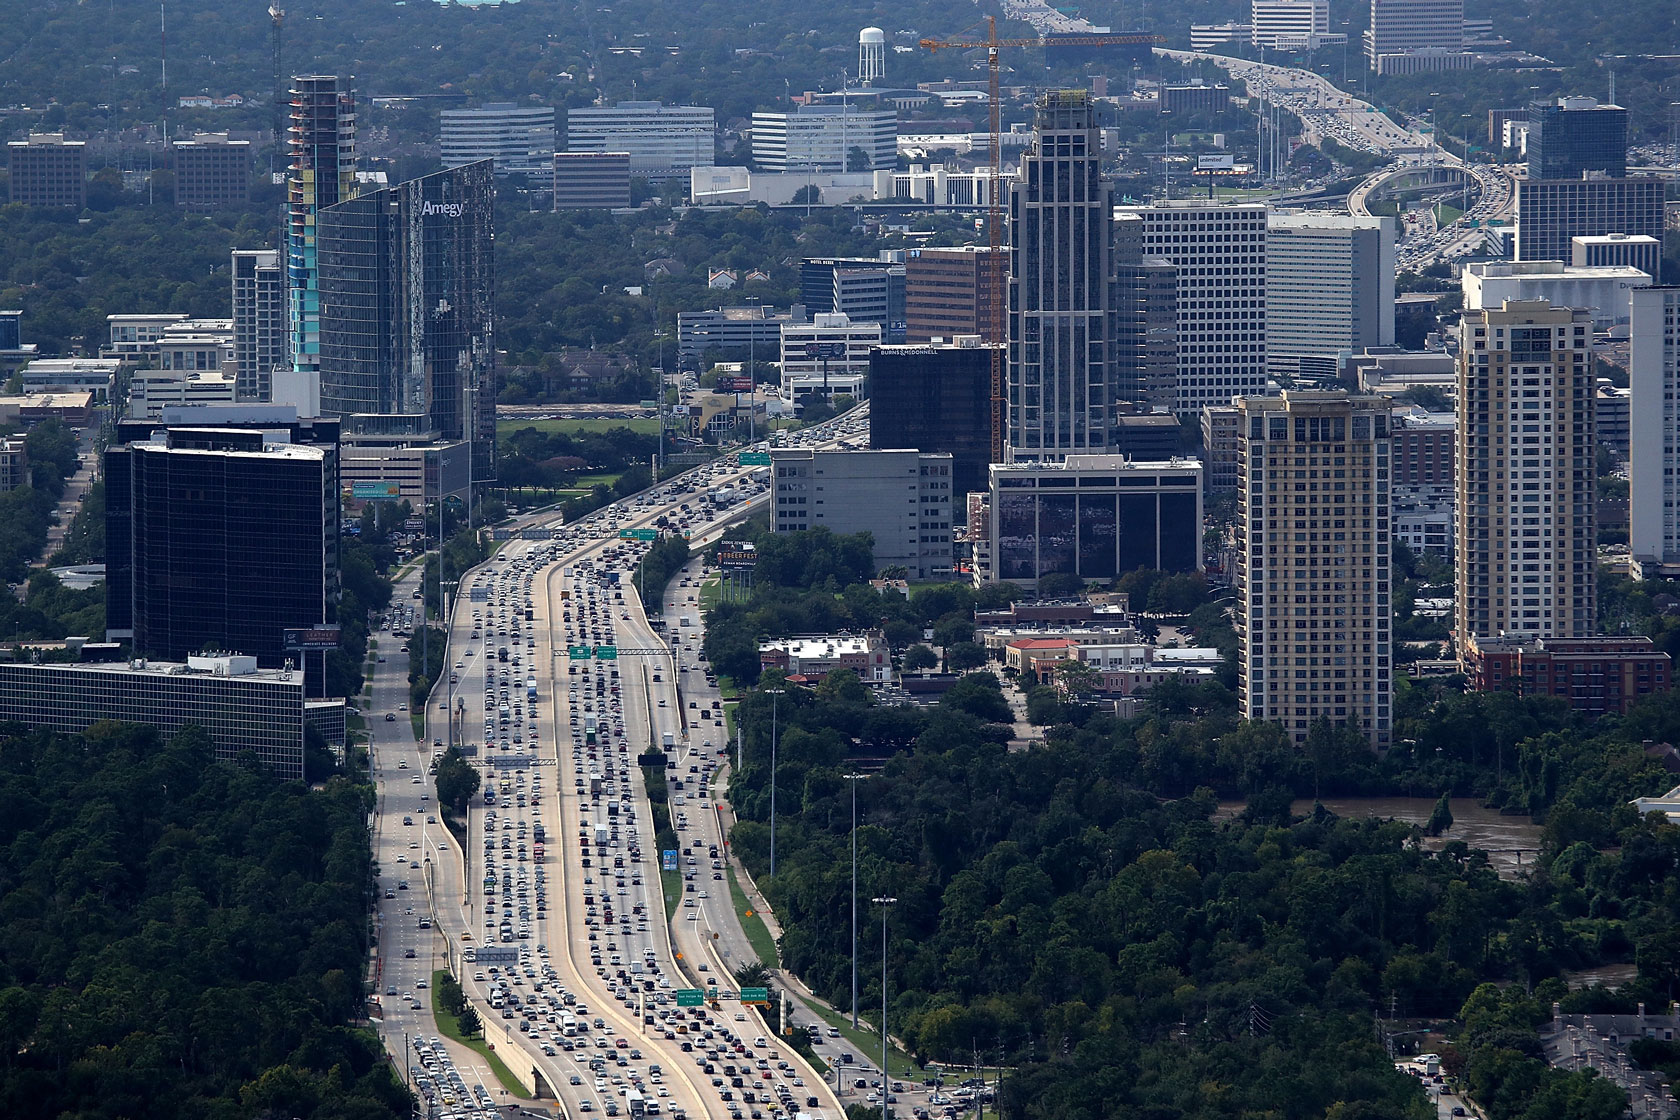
[
  {"xmin": 1235, "ymin": 390, "xmax": 1393, "ymax": 748},
  {"xmin": 1455, "ymin": 299, "xmax": 1596, "ymax": 653}
]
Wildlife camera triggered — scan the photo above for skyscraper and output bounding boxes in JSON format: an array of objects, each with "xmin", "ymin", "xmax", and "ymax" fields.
[
  {"xmin": 1364, "ymin": 0, "xmax": 1464, "ymax": 68},
  {"xmin": 1456, "ymin": 299, "xmax": 1597, "ymax": 651},
  {"xmin": 1265, "ymin": 212, "xmax": 1396, "ymax": 382},
  {"xmin": 1008, "ymin": 91, "xmax": 1114, "ymax": 461},
  {"xmin": 869, "ymin": 338, "xmax": 997, "ymax": 501},
  {"xmin": 105, "ymin": 426, "xmax": 338, "ymax": 696},
  {"xmin": 316, "ymin": 160, "xmax": 497, "ymax": 479},
  {"xmin": 903, "ymin": 246, "xmax": 1006, "ymax": 344},
  {"xmin": 1629, "ymin": 287, "xmax": 1680, "ymax": 575},
  {"xmin": 231, "ymin": 249, "xmax": 286, "ymax": 402},
  {"xmin": 801, "ymin": 257, "xmax": 906, "ymax": 343},
  {"xmin": 1235, "ymin": 390, "xmax": 1393, "ymax": 748},
  {"xmin": 288, "ymin": 76, "xmax": 359, "ymax": 378},
  {"xmin": 1113, "ymin": 203, "xmax": 1269, "ymax": 418},
  {"xmin": 1526, "ymin": 97, "xmax": 1628, "ymax": 181},
  {"xmin": 1514, "ymin": 177, "xmax": 1666, "ymax": 263}
]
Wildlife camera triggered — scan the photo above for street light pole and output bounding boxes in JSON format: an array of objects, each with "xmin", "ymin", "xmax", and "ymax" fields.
[
  {"xmin": 765, "ymin": 687, "xmax": 786, "ymax": 877},
  {"xmin": 874, "ymin": 895, "xmax": 897, "ymax": 1120},
  {"xmin": 844, "ymin": 772, "xmax": 868, "ymax": 1029}
]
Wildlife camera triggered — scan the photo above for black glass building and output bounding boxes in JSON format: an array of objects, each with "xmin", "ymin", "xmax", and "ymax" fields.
[
  {"xmin": 105, "ymin": 427, "xmax": 337, "ymax": 695},
  {"xmin": 317, "ymin": 160, "xmax": 497, "ymax": 478},
  {"xmin": 868, "ymin": 342, "xmax": 995, "ymax": 502},
  {"xmin": 1526, "ymin": 97, "xmax": 1627, "ymax": 181}
]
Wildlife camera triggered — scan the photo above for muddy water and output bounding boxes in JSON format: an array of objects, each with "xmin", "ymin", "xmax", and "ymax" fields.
[{"xmin": 1215, "ymin": 797, "xmax": 1546, "ymax": 879}]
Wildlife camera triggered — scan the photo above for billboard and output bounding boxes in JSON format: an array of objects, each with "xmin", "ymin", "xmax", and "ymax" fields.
[
  {"xmin": 283, "ymin": 625, "xmax": 342, "ymax": 652},
  {"xmin": 1196, "ymin": 155, "xmax": 1236, "ymax": 172},
  {"xmin": 718, "ymin": 375, "xmax": 755, "ymax": 393},
  {"xmin": 351, "ymin": 480, "xmax": 402, "ymax": 500}
]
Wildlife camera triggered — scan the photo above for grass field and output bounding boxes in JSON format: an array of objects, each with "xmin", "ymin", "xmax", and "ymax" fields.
[
  {"xmin": 726, "ymin": 865, "xmax": 780, "ymax": 969},
  {"xmin": 497, "ymin": 417, "xmax": 661, "ymax": 438},
  {"xmin": 429, "ymin": 970, "xmax": 532, "ymax": 1099}
]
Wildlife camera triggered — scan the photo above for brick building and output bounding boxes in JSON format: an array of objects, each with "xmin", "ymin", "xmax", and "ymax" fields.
[{"xmin": 1465, "ymin": 634, "xmax": 1671, "ymax": 717}]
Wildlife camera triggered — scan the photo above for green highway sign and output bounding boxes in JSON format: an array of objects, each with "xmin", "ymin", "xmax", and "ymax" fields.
[
  {"xmin": 620, "ymin": 528, "xmax": 658, "ymax": 541},
  {"xmin": 740, "ymin": 452, "xmax": 771, "ymax": 466},
  {"xmin": 676, "ymin": 989, "xmax": 705, "ymax": 1007},
  {"xmin": 738, "ymin": 987, "xmax": 770, "ymax": 1004},
  {"xmin": 568, "ymin": 646, "xmax": 592, "ymax": 660},
  {"xmin": 594, "ymin": 646, "xmax": 619, "ymax": 660}
]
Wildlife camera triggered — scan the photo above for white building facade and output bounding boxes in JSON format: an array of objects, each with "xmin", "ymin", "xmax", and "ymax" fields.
[
  {"xmin": 769, "ymin": 447, "xmax": 954, "ymax": 579},
  {"xmin": 1631, "ymin": 287, "xmax": 1680, "ymax": 574},
  {"xmin": 750, "ymin": 106, "xmax": 897, "ymax": 172},
  {"xmin": 566, "ymin": 101, "xmax": 715, "ymax": 175},
  {"xmin": 440, "ymin": 103, "xmax": 556, "ymax": 178}
]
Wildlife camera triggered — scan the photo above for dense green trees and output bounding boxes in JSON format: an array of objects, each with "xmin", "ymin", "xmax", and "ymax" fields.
[{"xmin": 0, "ymin": 721, "xmax": 408, "ymax": 1119}]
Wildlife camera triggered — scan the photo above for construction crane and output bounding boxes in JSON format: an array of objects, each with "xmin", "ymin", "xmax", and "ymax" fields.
[{"xmin": 920, "ymin": 21, "xmax": 1166, "ymax": 462}]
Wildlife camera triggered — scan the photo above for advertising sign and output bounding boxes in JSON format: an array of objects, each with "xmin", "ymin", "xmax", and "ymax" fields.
[
  {"xmin": 352, "ymin": 480, "xmax": 402, "ymax": 500},
  {"xmin": 802, "ymin": 342, "xmax": 847, "ymax": 359},
  {"xmin": 718, "ymin": 376, "xmax": 755, "ymax": 393},
  {"xmin": 1196, "ymin": 154, "xmax": 1236, "ymax": 171},
  {"xmin": 283, "ymin": 626, "xmax": 342, "ymax": 652}
]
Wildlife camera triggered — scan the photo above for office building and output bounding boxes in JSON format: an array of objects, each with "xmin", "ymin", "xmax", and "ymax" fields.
[
  {"xmin": 1161, "ymin": 83, "xmax": 1232, "ymax": 114},
  {"xmin": 1631, "ymin": 287, "xmax": 1680, "ymax": 574},
  {"xmin": 0, "ymin": 656, "xmax": 324, "ymax": 781},
  {"xmin": 1251, "ymin": 0, "xmax": 1330, "ymax": 48},
  {"xmin": 1597, "ymin": 385, "xmax": 1631, "ymax": 457},
  {"xmin": 1008, "ymin": 92, "xmax": 1115, "ymax": 460},
  {"xmin": 0, "ymin": 437, "xmax": 27, "ymax": 492},
  {"xmin": 172, "ymin": 134, "xmax": 250, "ymax": 210},
  {"xmin": 1112, "ymin": 257, "xmax": 1178, "ymax": 411},
  {"xmin": 0, "ymin": 310, "xmax": 20, "ymax": 352},
  {"xmin": 1572, "ymin": 233, "xmax": 1662, "ymax": 279},
  {"xmin": 552, "ymin": 152, "xmax": 631, "ymax": 209},
  {"xmin": 232, "ymin": 249, "xmax": 286, "ymax": 402},
  {"xmin": 778, "ymin": 313, "xmax": 880, "ymax": 400},
  {"xmin": 1234, "ymin": 390, "xmax": 1393, "ymax": 748},
  {"xmin": 440, "ymin": 102, "xmax": 555, "ymax": 178},
  {"xmin": 1464, "ymin": 634, "xmax": 1670, "ymax": 718},
  {"xmin": 904, "ymin": 246, "xmax": 1005, "ymax": 344},
  {"xmin": 288, "ymin": 75, "xmax": 360, "ymax": 378},
  {"xmin": 1456, "ymin": 299, "xmax": 1596, "ymax": 651},
  {"xmin": 869, "ymin": 338, "xmax": 995, "ymax": 501},
  {"xmin": 1265, "ymin": 212, "xmax": 1396, "ymax": 382},
  {"xmin": 1201, "ymin": 403, "xmax": 1242, "ymax": 494},
  {"xmin": 985, "ymin": 456, "xmax": 1202, "ymax": 589},
  {"xmin": 760, "ymin": 632, "xmax": 893, "ymax": 684},
  {"xmin": 21, "ymin": 358, "xmax": 120, "ymax": 403},
  {"xmin": 1114, "ymin": 203, "xmax": 1269, "ymax": 418},
  {"xmin": 104, "ymin": 313, "xmax": 186, "ymax": 359},
  {"xmin": 1514, "ymin": 177, "xmax": 1666, "ymax": 264},
  {"xmin": 676, "ymin": 305, "xmax": 808, "ymax": 364},
  {"xmin": 316, "ymin": 160, "xmax": 497, "ymax": 480},
  {"xmin": 1392, "ymin": 409, "xmax": 1454, "ymax": 486},
  {"xmin": 801, "ymin": 257, "xmax": 906, "ymax": 343},
  {"xmin": 769, "ymin": 448, "xmax": 954, "ymax": 580},
  {"xmin": 154, "ymin": 319, "xmax": 235, "ymax": 375},
  {"xmin": 1527, "ymin": 97, "xmax": 1628, "ymax": 181},
  {"xmin": 105, "ymin": 427, "xmax": 338, "ymax": 697},
  {"xmin": 565, "ymin": 101, "xmax": 715, "ymax": 175},
  {"xmin": 750, "ymin": 105, "xmax": 896, "ymax": 172},
  {"xmin": 128, "ymin": 370, "xmax": 239, "ymax": 418},
  {"xmin": 1364, "ymin": 0, "xmax": 1463, "ymax": 67},
  {"xmin": 6, "ymin": 134, "xmax": 86, "ymax": 208},
  {"xmin": 1461, "ymin": 259, "xmax": 1651, "ymax": 330},
  {"xmin": 1112, "ymin": 413, "xmax": 1183, "ymax": 459}
]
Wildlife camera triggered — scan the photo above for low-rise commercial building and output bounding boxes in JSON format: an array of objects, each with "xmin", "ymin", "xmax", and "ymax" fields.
[
  {"xmin": 0, "ymin": 655, "xmax": 329, "ymax": 780},
  {"xmin": 172, "ymin": 134, "xmax": 251, "ymax": 210},
  {"xmin": 759, "ymin": 632, "xmax": 892, "ymax": 684},
  {"xmin": 21, "ymin": 358, "xmax": 121, "ymax": 404},
  {"xmin": 7, "ymin": 134, "xmax": 86, "ymax": 207},
  {"xmin": 0, "ymin": 437, "xmax": 28, "ymax": 492}
]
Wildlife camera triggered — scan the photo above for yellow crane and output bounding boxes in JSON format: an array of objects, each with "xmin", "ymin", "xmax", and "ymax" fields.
[{"xmin": 921, "ymin": 21, "xmax": 1165, "ymax": 462}]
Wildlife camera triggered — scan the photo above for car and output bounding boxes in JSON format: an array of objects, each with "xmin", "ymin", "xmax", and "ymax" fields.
[{"xmin": 385, "ymin": 713, "xmax": 397, "ymax": 722}]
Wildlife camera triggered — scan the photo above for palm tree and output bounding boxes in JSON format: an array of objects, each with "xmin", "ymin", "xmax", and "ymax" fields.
[{"xmin": 734, "ymin": 961, "xmax": 771, "ymax": 989}]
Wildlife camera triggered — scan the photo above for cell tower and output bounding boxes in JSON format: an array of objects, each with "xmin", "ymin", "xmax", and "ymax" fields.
[{"xmin": 859, "ymin": 27, "xmax": 886, "ymax": 86}]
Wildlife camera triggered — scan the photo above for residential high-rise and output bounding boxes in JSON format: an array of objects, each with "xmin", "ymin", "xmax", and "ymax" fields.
[
  {"xmin": 1234, "ymin": 390, "xmax": 1393, "ymax": 748},
  {"xmin": 750, "ymin": 105, "xmax": 896, "ymax": 172},
  {"xmin": 769, "ymin": 448, "xmax": 953, "ymax": 579},
  {"xmin": 440, "ymin": 102, "xmax": 556, "ymax": 178},
  {"xmin": 105, "ymin": 426, "xmax": 338, "ymax": 697},
  {"xmin": 1456, "ymin": 299, "xmax": 1597, "ymax": 651},
  {"xmin": 565, "ymin": 101, "xmax": 715, "ymax": 175},
  {"xmin": 316, "ymin": 160, "xmax": 497, "ymax": 480},
  {"xmin": 6, "ymin": 134, "xmax": 86, "ymax": 208},
  {"xmin": 1265, "ymin": 212, "xmax": 1396, "ymax": 382},
  {"xmin": 1630, "ymin": 286, "xmax": 1680, "ymax": 576},
  {"xmin": 1113, "ymin": 203, "xmax": 1269, "ymax": 418},
  {"xmin": 869, "ymin": 338, "xmax": 997, "ymax": 501},
  {"xmin": 1514, "ymin": 177, "xmax": 1666, "ymax": 263},
  {"xmin": 287, "ymin": 76, "xmax": 359, "ymax": 378},
  {"xmin": 1008, "ymin": 91, "xmax": 1115, "ymax": 460},
  {"xmin": 1364, "ymin": 0, "xmax": 1464, "ymax": 68},
  {"xmin": 172, "ymin": 134, "xmax": 251, "ymax": 210},
  {"xmin": 1527, "ymin": 97, "xmax": 1628, "ymax": 181},
  {"xmin": 903, "ymin": 246, "xmax": 1005, "ymax": 344},
  {"xmin": 232, "ymin": 249, "xmax": 286, "ymax": 401}
]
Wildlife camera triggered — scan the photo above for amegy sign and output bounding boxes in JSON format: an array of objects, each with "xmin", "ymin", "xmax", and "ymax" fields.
[{"xmin": 420, "ymin": 200, "xmax": 466, "ymax": 218}]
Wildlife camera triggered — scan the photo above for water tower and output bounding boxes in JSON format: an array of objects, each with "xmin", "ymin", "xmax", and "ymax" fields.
[{"xmin": 859, "ymin": 27, "xmax": 886, "ymax": 86}]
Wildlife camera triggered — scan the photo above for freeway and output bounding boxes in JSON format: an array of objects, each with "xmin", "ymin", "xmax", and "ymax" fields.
[{"xmin": 374, "ymin": 409, "xmax": 891, "ymax": 1120}]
